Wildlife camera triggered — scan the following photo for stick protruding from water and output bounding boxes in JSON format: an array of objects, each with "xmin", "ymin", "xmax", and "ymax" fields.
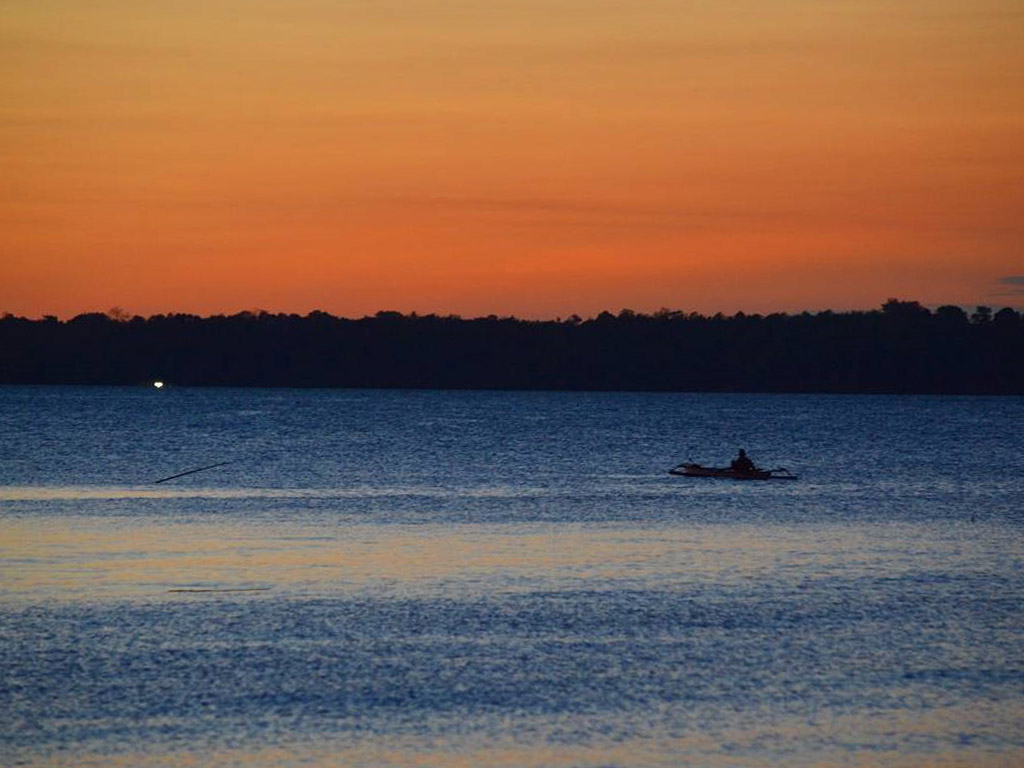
[{"xmin": 153, "ymin": 461, "xmax": 233, "ymax": 484}]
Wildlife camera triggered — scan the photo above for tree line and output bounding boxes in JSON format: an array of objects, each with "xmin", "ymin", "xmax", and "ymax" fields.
[{"xmin": 1, "ymin": 300, "xmax": 1021, "ymax": 394}]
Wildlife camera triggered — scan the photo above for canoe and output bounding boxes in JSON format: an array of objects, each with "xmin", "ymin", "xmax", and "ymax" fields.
[{"xmin": 669, "ymin": 462, "xmax": 797, "ymax": 480}]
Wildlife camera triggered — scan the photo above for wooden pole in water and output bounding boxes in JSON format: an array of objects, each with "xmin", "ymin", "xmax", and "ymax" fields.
[{"xmin": 153, "ymin": 461, "xmax": 233, "ymax": 484}]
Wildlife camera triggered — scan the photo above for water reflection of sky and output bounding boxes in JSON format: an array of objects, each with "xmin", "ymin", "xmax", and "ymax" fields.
[
  {"xmin": 4, "ymin": 510, "xmax": 1022, "ymax": 767},
  {"xmin": 3, "ymin": 391, "xmax": 1023, "ymax": 767},
  {"xmin": 27, "ymin": 713, "xmax": 1024, "ymax": 768},
  {"xmin": 2, "ymin": 512, "xmax": 1014, "ymax": 603}
]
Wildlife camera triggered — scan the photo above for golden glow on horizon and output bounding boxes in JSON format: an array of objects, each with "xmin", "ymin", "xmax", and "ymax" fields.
[{"xmin": 2, "ymin": 0, "xmax": 1023, "ymax": 318}]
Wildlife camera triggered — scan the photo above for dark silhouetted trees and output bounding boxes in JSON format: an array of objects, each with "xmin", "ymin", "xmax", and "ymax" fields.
[{"xmin": 1, "ymin": 300, "xmax": 1021, "ymax": 393}]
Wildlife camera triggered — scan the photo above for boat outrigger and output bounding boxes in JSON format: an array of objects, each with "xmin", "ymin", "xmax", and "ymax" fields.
[{"xmin": 669, "ymin": 462, "xmax": 798, "ymax": 481}]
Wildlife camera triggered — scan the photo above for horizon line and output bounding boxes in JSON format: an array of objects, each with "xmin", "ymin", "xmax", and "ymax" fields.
[{"xmin": 4, "ymin": 298, "xmax": 1021, "ymax": 324}]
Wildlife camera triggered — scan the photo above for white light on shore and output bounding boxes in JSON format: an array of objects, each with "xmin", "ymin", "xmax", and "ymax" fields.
[{"xmin": 153, "ymin": 381, "xmax": 164, "ymax": 389}]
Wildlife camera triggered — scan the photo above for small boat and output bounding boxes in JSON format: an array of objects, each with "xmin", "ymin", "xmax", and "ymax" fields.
[{"xmin": 669, "ymin": 462, "xmax": 797, "ymax": 481}]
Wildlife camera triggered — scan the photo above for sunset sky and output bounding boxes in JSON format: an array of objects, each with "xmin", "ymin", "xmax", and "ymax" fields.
[{"xmin": 3, "ymin": 0, "xmax": 1022, "ymax": 319}]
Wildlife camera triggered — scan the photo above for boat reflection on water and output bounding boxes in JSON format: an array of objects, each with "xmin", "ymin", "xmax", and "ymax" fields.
[{"xmin": 669, "ymin": 462, "xmax": 798, "ymax": 480}]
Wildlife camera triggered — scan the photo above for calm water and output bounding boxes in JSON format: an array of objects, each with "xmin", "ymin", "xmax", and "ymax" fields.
[{"xmin": 1, "ymin": 386, "xmax": 1023, "ymax": 767}]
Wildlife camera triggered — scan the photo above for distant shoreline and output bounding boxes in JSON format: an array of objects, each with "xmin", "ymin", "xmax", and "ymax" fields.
[{"xmin": 2, "ymin": 300, "xmax": 1022, "ymax": 395}]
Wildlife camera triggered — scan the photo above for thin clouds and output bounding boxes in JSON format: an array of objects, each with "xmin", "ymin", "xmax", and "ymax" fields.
[
  {"xmin": 990, "ymin": 275, "xmax": 1024, "ymax": 296},
  {"xmin": 395, "ymin": 195, "xmax": 802, "ymax": 232}
]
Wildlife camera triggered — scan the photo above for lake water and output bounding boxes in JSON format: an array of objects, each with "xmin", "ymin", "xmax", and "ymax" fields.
[{"xmin": 1, "ymin": 386, "xmax": 1023, "ymax": 767}]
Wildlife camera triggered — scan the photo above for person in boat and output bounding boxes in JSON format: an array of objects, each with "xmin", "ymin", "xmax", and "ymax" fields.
[{"xmin": 730, "ymin": 448, "xmax": 757, "ymax": 474}]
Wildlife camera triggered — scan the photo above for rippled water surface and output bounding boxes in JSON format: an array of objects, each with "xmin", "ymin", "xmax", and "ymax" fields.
[{"xmin": 1, "ymin": 387, "xmax": 1023, "ymax": 767}]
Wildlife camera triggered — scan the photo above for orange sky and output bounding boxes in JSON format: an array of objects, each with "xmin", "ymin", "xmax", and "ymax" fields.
[{"xmin": 2, "ymin": 0, "xmax": 1023, "ymax": 319}]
